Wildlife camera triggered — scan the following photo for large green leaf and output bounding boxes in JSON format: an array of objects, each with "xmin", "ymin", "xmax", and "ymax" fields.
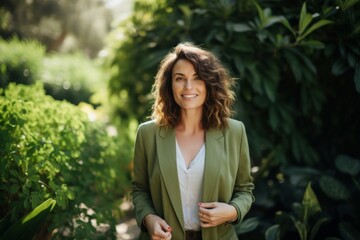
[
  {"xmin": 0, "ymin": 198, "xmax": 56, "ymax": 240},
  {"xmin": 335, "ymin": 154, "xmax": 360, "ymax": 176},
  {"xmin": 319, "ymin": 176, "xmax": 350, "ymax": 200}
]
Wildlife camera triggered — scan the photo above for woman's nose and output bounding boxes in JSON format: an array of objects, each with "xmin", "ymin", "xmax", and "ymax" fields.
[{"xmin": 184, "ymin": 80, "xmax": 193, "ymax": 89}]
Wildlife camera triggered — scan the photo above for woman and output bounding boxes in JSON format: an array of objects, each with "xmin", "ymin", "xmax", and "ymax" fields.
[{"xmin": 132, "ymin": 42, "xmax": 254, "ymax": 240}]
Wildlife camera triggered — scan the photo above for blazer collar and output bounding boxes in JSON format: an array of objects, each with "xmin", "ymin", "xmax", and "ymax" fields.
[
  {"xmin": 156, "ymin": 127, "xmax": 224, "ymax": 229},
  {"xmin": 203, "ymin": 128, "xmax": 224, "ymax": 201},
  {"xmin": 156, "ymin": 127, "xmax": 184, "ymax": 229}
]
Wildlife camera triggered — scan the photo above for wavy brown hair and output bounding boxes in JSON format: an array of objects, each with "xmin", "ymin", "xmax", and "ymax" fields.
[{"xmin": 151, "ymin": 42, "xmax": 235, "ymax": 129}]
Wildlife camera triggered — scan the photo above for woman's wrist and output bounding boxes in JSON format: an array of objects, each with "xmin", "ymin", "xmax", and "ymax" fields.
[{"xmin": 227, "ymin": 204, "xmax": 238, "ymax": 223}]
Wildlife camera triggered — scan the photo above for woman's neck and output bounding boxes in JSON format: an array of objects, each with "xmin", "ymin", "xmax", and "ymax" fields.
[{"xmin": 177, "ymin": 110, "xmax": 203, "ymax": 134}]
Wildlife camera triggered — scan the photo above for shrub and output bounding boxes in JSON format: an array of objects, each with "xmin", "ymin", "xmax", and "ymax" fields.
[
  {"xmin": 0, "ymin": 38, "xmax": 45, "ymax": 88},
  {"xmin": 41, "ymin": 53, "xmax": 107, "ymax": 105},
  {"xmin": 0, "ymin": 83, "xmax": 131, "ymax": 239}
]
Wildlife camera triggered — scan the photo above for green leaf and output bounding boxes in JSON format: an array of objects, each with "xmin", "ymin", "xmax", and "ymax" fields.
[
  {"xmin": 253, "ymin": 2, "xmax": 265, "ymax": 28},
  {"xmin": 339, "ymin": 0, "xmax": 360, "ymax": 11},
  {"xmin": 302, "ymin": 182, "xmax": 321, "ymax": 217},
  {"xmin": 299, "ymin": 20, "xmax": 333, "ymax": 42},
  {"xmin": 0, "ymin": 198, "xmax": 56, "ymax": 240},
  {"xmin": 347, "ymin": 52, "xmax": 357, "ymax": 68},
  {"xmin": 263, "ymin": 78, "xmax": 276, "ymax": 102},
  {"xmin": 339, "ymin": 222, "xmax": 360, "ymax": 240},
  {"xmin": 264, "ymin": 16, "xmax": 287, "ymax": 28},
  {"xmin": 291, "ymin": 216, "xmax": 307, "ymax": 240},
  {"xmin": 281, "ymin": 18, "xmax": 296, "ymax": 37},
  {"xmin": 269, "ymin": 105, "xmax": 279, "ymax": 130},
  {"xmin": 332, "ymin": 59, "xmax": 349, "ymax": 76},
  {"xmin": 310, "ymin": 217, "xmax": 329, "ymax": 240},
  {"xmin": 231, "ymin": 23, "xmax": 252, "ymax": 33},
  {"xmin": 299, "ymin": 40, "xmax": 326, "ymax": 49},
  {"xmin": 283, "ymin": 50, "xmax": 302, "ymax": 81},
  {"xmin": 265, "ymin": 224, "xmax": 280, "ymax": 240},
  {"xmin": 288, "ymin": 48, "xmax": 317, "ymax": 74},
  {"xmin": 247, "ymin": 64, "xmax": 262, "ymax": 94},
  {"xmin": 235, "ymin": 217, "xmax": 259, "ymax": 234},
  {"xmin": 233, "ymin": 56, "xmax": 245, "ymax": 74},
  {"xmin": 178, "ymin": 4, "xmax": 192, "ymax": 18},
  {"xmin": 319, "ymin": 176, "xmax": 350, "ymax": 200},
  {"xmin": 299, "ymin": 3, "xmax": 313, "ymax": 34},
  {"xmin": 9, "ymin": 184, "xmax": 19, "ymax": 194},
  {"xmin": 335, "ymin": 154, "xmax": 360, "ymax": 176}
]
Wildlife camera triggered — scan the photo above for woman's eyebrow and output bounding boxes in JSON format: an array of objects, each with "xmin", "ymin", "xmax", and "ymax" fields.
[
  {"xmin": 173, "ymin": 72, "xmax": 198, "ymax": 77},
  {"xmin": 173, "ymin": 72, "xmax": 185, "ymax": 76}
]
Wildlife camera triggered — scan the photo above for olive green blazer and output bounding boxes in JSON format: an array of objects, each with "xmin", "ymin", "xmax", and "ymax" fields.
[{"xmin": 131, "ymin": 119, "xmax": 254, "ymax": 240}]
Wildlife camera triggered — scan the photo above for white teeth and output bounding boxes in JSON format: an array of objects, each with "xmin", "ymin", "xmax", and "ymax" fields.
[{"xmin": 182, "ymin": 94, "xmax": 197, "ymax": 98}]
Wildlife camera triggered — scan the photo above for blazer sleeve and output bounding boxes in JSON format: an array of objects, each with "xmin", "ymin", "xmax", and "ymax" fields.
[
  {"xmin": 131, "ymin": 124, "xmax": 157, "ymax": 231},
  {"xmin": 229, "ymin": 121, "xmax": 255, "ymax": 224}
]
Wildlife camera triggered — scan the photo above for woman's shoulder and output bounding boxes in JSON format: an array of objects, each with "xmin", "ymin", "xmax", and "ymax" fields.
[
  {"xmin": 225, "ymin": 118, "xmax": 247, "ymax": 141},
  {"xmin": 138, "ymin": 120, "xmax": 157, "ymax": 132},
  {"xmin": 227, "ymin": 118, "xmax": 245, "ymax": 130}
]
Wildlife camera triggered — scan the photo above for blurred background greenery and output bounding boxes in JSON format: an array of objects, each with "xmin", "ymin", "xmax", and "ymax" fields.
[{"xmin": 1, "ymin": 0, "xmax": 360, "ymax": 239}]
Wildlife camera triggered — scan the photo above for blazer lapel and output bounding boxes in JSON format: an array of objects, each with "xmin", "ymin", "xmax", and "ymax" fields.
[
  {"xmin": 203, "ymin": 128, "xmax": 224, "ymax": 201},
  {"xmin": 156, "ymin": 127, "xmax": 185, "ymax": 230}
]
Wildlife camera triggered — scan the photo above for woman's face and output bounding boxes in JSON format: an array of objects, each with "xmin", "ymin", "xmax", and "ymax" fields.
[{"xmin": 171, "ymin": 59, "xmax": 206, "ymax": 113}]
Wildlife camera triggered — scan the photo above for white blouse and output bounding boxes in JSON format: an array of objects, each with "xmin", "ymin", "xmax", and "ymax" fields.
[{"xmin": 175, "ymin": 140, "xmax": 205, "ymax": 231}]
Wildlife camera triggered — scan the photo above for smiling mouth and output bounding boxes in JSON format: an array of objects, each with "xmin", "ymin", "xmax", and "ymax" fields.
[{"xmin": 181, "ymin": 94, "xmax": 197, "ymax": 99}]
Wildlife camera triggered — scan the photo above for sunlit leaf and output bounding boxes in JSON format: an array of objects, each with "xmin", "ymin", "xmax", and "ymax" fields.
[
  {"xmin": 298, "ymin": 20, "xmax": 333, "ymax": 42},
  {"xmin": 302, "ymin": 183, "xmax": 321, "ymax": 218},
  {"xmin": 299, "ymin": 3, "xmax": 313, "ymax": 35}
]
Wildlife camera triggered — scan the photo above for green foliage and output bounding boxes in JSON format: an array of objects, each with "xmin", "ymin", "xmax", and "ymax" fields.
[
  {"xmin": 0, "ymin": 198, "xmax": 56, "ymax": 240},
  {"xmin": 0, "ymin": 38, "xmax": 45, "ymax": 87},
  {"xmin": 265, "ymin": 183, "xmax": 329, "ymax": 240},
  {"xmin": 0, "ymin": 0, "xmax": 115, "ymax": 57},
  {"xmin": 0, "ymin": 83, "xmax": 131, "ymax": 239},
  {"xmin": 41, "ymin": 53, "xmax": 106, "ymax": 105},
  {"xmin": 0, "ymin": 38, "xmax": 107, "ymax": 106}
]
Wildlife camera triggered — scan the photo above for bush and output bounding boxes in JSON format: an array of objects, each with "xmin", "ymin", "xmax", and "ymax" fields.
[
  {"xmin": 0, "ymin": 83, "xmax": 132, "ymax": 239},
  {"xmin": 41, "ymin": 53, "xmax": 107, "ymax": 105},
  {"xmin": 0, "ymin": 38, "xmax": 45, "ymax": 88}
]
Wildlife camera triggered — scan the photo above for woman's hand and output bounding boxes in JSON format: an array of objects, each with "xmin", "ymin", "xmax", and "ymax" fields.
[
  {"xmin": 198, "ymin": 202, "xmax": 237, "ymax": 228},
  {"xmin": 143, "ymin": 214, "xmax": 173, "ymax": 240}
]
